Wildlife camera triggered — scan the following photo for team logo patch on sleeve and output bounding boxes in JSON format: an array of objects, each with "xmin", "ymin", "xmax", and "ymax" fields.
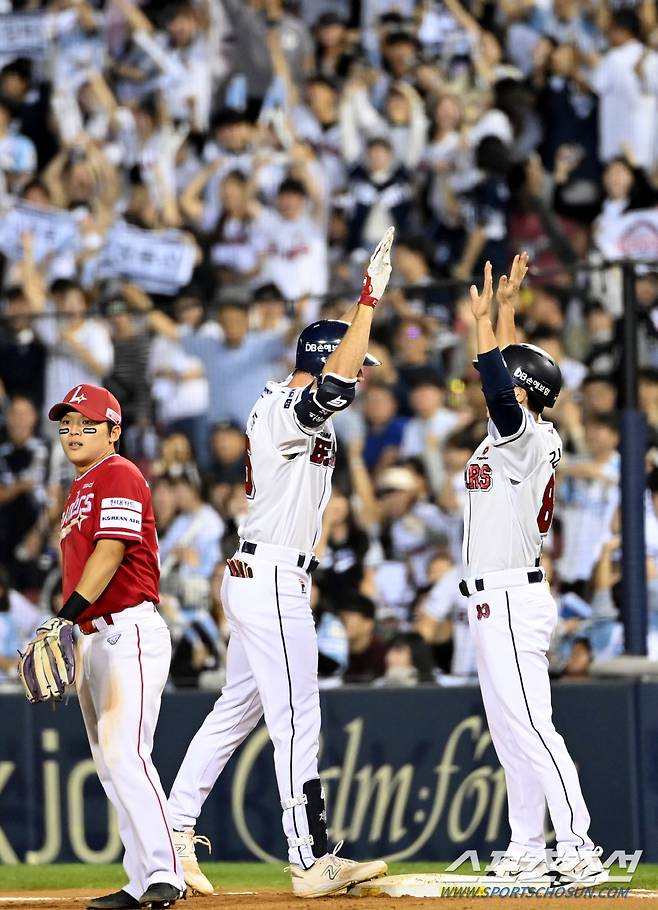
[{"xmin": 99, "ymin": 498, "xmax": 142, "ymax": 533}]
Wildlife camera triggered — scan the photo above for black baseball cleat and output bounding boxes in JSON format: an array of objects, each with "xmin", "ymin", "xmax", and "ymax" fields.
[
  {"xmin": 87, "ymin": 890, "xmax": 140, "ymax": 910},
  {"xmin": 139, "ymin": 883, "xmax": 185, "ymax": 908}
]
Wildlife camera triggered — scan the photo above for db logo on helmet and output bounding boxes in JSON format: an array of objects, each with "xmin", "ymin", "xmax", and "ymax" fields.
[{"xmin": 305, "ymin": 342, "xmax": 336, "ymax": 353}]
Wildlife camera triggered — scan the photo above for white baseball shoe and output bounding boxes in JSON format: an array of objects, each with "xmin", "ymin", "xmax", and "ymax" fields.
[
  {"xmin": 290, "ymin": 841, "xmax": 388, "ymax": 898},
  {"xmin": 172, "ymin": 829, "xmax": 214, "ymax": 895},
  {"xmin": 550, "ymin": 847, "xmax": 609, "ymax": 886},
  {"xmin": 486, "ymin": 853, "xmax": 550, "ymax": 881}
]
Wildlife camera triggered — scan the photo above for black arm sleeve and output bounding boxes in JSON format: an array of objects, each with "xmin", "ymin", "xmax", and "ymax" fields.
[
  {"xmin": 293, "ymin": 373, "xmax": 357, "ymax": 432},
  {"xmin": 478, "ymin": 348, "xmax": 524, "ymax": 438}
]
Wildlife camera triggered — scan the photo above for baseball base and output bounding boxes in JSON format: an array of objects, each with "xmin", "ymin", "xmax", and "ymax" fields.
[{"xmin": 348, "ymin": 873, "xmax": 556, "ymax": 898}]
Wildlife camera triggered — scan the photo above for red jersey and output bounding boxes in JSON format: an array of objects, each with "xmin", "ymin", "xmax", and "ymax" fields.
[{"xmin": 60, "ymin": 453, "xmax": 160, "ymax": 621}]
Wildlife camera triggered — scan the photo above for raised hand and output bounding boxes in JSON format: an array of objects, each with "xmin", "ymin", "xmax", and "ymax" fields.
[
  {"xmin": 359, "ymin": 226, "xmax": 394, "ymax": 308},
  {"xmin": 470, "ymin": 261, "xmax": 493, "ymax": 321},
  {"xmin": 497, "ymin": 252, "xmax": 529, "ymax": 308}
]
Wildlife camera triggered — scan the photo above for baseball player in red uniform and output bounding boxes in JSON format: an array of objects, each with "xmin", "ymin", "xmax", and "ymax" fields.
[{"xmin": 42, "ymin": 384, "xmax": 183, "ymax": 910}]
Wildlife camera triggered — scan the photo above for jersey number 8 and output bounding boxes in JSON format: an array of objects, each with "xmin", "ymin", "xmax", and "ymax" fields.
[{"xmin": 537, "ymin": 475, "xmax": 555, "ymax": 534}]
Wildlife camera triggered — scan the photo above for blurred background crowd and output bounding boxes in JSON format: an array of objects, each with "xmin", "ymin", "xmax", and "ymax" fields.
[{"xmin": 0, "ymin": 0, "xmax": 657, "ymax": 691}]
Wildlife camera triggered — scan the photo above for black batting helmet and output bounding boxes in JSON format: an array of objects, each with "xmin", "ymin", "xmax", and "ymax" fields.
[
  {"xmin": 295, "ymin": 320, "xmax": 381, "ymax": 376},
  {"xmin": 501, "ymin": 343, "xmax": 563, "ymax": 409}
]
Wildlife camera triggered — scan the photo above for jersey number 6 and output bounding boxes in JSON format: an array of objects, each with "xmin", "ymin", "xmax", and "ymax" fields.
[
  {"xmin": 537, "ymin": 475, "xmax": 555, "ymax": 534},
  {"xmin": 245, "ymin": 436, "xmax": 255, "ymax": 500}
]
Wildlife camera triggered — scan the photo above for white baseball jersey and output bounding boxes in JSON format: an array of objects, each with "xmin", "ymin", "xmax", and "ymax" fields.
[
  {"xmin": 463, "ymin": 410, "xmax": 562, "ymax": 575},
  {"xmin": 239, "ymin": 380, "xmax": 336, "ymax": 552}
]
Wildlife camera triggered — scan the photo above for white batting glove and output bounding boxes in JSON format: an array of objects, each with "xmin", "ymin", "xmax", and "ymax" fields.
[{"xmin": 358, "ymin": 226, "xmax": 394, "ymax": 308}]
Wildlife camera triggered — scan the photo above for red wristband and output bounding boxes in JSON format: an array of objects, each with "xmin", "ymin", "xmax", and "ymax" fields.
[{"xmin": 358, "ymin": 273, "xmax": 377, "ymax": 308}]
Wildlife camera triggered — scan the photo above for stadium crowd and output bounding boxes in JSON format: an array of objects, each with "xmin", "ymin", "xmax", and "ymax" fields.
[{"xmin": 0, "ymin": 0, "xmax": 658, "ymax": 690}]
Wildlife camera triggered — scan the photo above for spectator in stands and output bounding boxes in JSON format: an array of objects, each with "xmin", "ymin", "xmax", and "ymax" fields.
[
  {"xmin": 594, "ymin": 156, "xmax": 658, "ymax": 253},
  {"xmin": 453, "ymin": 135, "xmax": 513, "ymax": 279},
  {"xmin": 527, "ymin": 325, "xmax": 586, "ymax": 391},
  {"xmin": 311, "ymin": 579, "xmax": 349, "ymax": 683},
  {"xmin": 0, "ymin": 57, "xmax": 57, "ymax": 169},
  {"xmin": 378, "ymin": 632, "xmax": 436, "ymax": 686},
  {"xmin": 557, "ymin": 413, "xmax": 621, "ymax": 595},
  {"xmin": 0, "ymin": 97, "xmax": 36, "ymax": 191},
  {"xmin": 293, "ymin": 75, "xmax": 345, "ymax": 194},
  {"xmin": 340, "ymin": 593, "xmax": 387, "ymax": 683},
  {"xmin": 393, "ymin": 317, "xmax": 444, "ymax": 413},
  {"xmin": 152, "ymin": 476, "xmax": 178, "ymax": 539},
  {"xmin": 36, "ymin": 280, "xmax": 113, "ymax": 424},
  {"xmin": 159, "ymin": 473, "xmax": 224, "ymax": 612},
  {"xmin": 316, "ymin": 487, "xmax": 380, "ymax": 604},
  {"xmin": 416, "ymin": 548, "xmax": 474, "ymax": 677},
  {"xmin": 256, "ymin": 176, "xmax": 328, "ymax": 302},
  {"xmin": 345, "ymin": 137, "xmax": 412, "ymax": 257},
  {"xmin": 205, "ymin": 421, "xmax": 245, "ymax": 487},
  {"xmin": 400, "ymin": 371, "xmax": 464, "ymax": 491},
  {"xmin": 587, "ymin": 9, "xmax": 658, "ymax": 172},
  {"xmin": 151, "ymin": 434, "xmax": 200, "ymax": 487},
  {"xmin": 583, "ymin": 303, "xmax": 618, "ymax": 375},
  {"xmin": 370, "ymin": 464, "xmax": 448, "ymax": 595},
  {"xmin": 361, "ymin": 381, "xmax": 406, "ymax": 474},
  {"xmin": 0, "ymin": 396, "xmax": 49, "ymax": 569},
  {"xmin": 392, "ymin": 235, "xmax": 448, "ymax": 321},
  {"xmin": 148, "ymin": 296, "xmax": 298, "ymax": 429},
  {"xmin": 208, "ymin": 170, "xmax": 263, "ymax": 287},
  {"xmin": 0, "ymin": 565, "xmax": 42, "ymax": 684},
  {"xmin": 581, "ymin": 373, "xmax": 617, "ymax": 419},
  {"xmin": 103, "ymin": 296, "xmax": 151, "ymax": 439},
  {"xmin": 312, "ymin": 11, "xmax": 354, "ymax": 82},
  {"xmin": 250, "ymin": 283, "xmax": 290, "ymax": 334},
  {"xmin": 639, "ymin": 369, "xmax": 658, "ymax": 435},
  {"xmin": 0, "ymin": 287, "xmax": 47, "ymax": 409}
]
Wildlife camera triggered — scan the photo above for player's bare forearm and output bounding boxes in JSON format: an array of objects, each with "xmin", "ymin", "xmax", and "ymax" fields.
[
  {"xmin": 72, "ymin": 539, "xmax": 126, "ymax": 605},
  {"xmin": 340, "ymin": 302, "xmax": 359, "ymax": 325},
  {"xmin": 323, "ymin": 304, "xmax": 374, "ymax": 378},
  {"xmin": 495, "ymin": 302, "xmax": 516, "ymax": 349}
]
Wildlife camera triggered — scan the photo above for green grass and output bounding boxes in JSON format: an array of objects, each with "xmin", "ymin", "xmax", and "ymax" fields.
[{"xmin": 1, "ymin": 863, "xmax": 657, "ymax": 893}]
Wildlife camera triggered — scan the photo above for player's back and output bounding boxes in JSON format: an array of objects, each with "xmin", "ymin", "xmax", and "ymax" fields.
[
  {"xmin": 463, "ymin": 412, "xmax": 562, "ymax": 576},
  {"xmin": 239, "ymin": 381, "xmax": 335, "ymax": 553}
]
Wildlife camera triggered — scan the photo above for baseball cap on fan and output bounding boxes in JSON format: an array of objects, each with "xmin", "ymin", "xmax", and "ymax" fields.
[{"xmin": 48, "ymin": 384, "xmax": 122, "ymax": 425}]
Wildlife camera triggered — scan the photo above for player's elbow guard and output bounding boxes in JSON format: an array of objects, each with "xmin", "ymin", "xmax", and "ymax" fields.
[{"xmin": 294, "ymin": 373, "xmax": 357, "ymax": 431}]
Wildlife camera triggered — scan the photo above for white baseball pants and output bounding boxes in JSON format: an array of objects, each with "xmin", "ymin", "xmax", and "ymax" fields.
[
  {"xmin": 467, "ymin": 581, "xmax": 595, "ymax": 857},
  {"xmin": 77, "ymin": 603, "xmax": 183, "ymax": 899},
  {"xmin": 168, "ymin": 549, "xmax": 321, "ymax": 867}
]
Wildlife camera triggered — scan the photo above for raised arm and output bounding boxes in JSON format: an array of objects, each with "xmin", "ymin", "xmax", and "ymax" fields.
[
  {"xmin": 495, "ymin": 251, "xmax": 528, "ymax": 349},
  {"xmin": 179, "ymin": 159, "xmax": 222, "ymax": 225},
  {"xmin": 471, "ymin": 262, "xmax": 523, "ymax": 437},
  {"xmin": 323, "ymin": 227, "xmax": 394, "ymax": 379}
]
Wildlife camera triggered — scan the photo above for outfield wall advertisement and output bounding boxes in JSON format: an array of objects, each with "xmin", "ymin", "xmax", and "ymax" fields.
[{"xmin": 0, "ymin": 681, "xmax": 650, "ymax": 865}]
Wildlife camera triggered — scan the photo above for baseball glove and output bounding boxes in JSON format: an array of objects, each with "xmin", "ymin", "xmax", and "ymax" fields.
[{"xmin": 18, "ymin": 618, "xmax": 76, "ymax": 704}]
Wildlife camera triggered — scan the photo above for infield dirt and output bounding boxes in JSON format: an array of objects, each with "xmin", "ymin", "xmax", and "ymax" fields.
[{"xmin": 1, "ymin": 889, "xmax": 657, "ymax": 910}]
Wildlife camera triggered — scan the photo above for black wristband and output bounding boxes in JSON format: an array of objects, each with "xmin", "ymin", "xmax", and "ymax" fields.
[{"xmin": 59, "ymin": 591, "xmax": 91, "ymax": 623}]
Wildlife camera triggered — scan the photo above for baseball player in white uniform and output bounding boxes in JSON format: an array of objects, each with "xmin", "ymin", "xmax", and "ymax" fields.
[
  {"xmin": 463, "ymin": 258, "xmax": 608, "ymax": 886},
  {"xmin": 168, "ymin": 230, "xmax": 394, "ymax": 898}
]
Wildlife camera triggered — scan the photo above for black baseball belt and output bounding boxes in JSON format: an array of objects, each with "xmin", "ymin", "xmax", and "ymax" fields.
[
  {"xmin": 240, "ymin": 540, "xmax": 319, "ymax": 573},
  {"xmin": 459, "ymin": 568, "xmax": 545, "ymax": 597}
]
